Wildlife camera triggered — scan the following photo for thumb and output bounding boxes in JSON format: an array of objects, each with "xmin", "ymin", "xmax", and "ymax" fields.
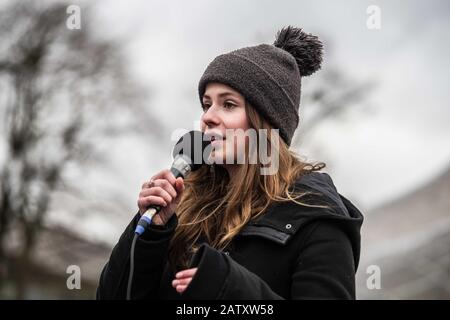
[
  {"xmin": 174, "ymin": 178, "xmax": 185, "ymax": 200},
  {"xmin": 177, "ymin": 177, "xmax": 185, "ymax": 190}
]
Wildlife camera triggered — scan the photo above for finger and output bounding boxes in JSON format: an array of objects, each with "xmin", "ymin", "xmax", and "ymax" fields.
[
  {"xmin": 174, "ymin": 178, "xmax": 185, "ymax": 195},
  {"xmin": 175, "ymin": 268, "xmax": 197, "ymax": 279},
  {"xmin": 141, "ymin": 174, "xmax": 180, "ymax": 199},
  {"xmin": 176, "ymin": 285, "xmax": 188, "ymax": 293},
  {"xmin": 148, "ymin": 169, "xmax": 175, "ymax": 186},
  {"xmin": 154, "ymin": 179, "xmax": 178, "ymax": 199},
  {"xmin": 172, "ymin": 277, "xmax": 192, "ymax": 287},
  {"xmin": 138, "ymin": 195, "xmax": 167, "ymax": 208},
  {"xmin": 173, "ymin": 180, "xmax": 184, "ymax": 204},
  {"xmin": 160, "ymin": 169, "xmax": 177, "ymax": 186},
  {"xmin": 140, "ymin": 183, "xmax": 176, "ymax": 200},
  {"xmin": 143, "ymin": 186, "xmax": 173, "ymax": 203}
]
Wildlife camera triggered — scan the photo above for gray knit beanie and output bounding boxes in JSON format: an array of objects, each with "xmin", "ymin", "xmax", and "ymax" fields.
[{"xmin": 198, "ymin": 26, "xmax": 323, "ymax": 145}]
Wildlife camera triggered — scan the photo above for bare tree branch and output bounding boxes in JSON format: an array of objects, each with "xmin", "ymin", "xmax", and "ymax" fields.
[{"xmin": 0, "ymin": 0, "xmax": 164, "ymax": 298}]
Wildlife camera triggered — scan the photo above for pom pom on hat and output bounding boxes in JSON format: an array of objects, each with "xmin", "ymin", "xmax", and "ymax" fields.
[{"xmin": 273, "ymin": 25, "xmax": 323, "ymax": 77}]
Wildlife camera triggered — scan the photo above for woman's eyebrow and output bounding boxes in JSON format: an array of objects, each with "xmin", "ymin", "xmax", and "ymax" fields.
[{"xmin": 203, "ymin": 92, "xmax": 238, "ymax": 99}]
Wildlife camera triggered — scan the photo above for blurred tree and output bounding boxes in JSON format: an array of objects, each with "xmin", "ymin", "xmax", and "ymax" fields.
[{"xmin": 0, "ymin": 1, "xmax": 162, "ymax": 298}]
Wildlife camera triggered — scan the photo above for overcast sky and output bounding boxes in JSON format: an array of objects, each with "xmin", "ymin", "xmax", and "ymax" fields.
[{"xmin": 19, "ymin": 0, "xmax": 450, "ymax": 243}]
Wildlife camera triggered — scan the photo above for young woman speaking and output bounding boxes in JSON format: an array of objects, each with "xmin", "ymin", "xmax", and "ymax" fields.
[{"xmin": 97, "ymin": 26, "xmax": 364, "ymax": 300}]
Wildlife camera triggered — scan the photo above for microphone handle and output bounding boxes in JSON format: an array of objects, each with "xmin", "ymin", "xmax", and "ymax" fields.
[{"xmin": 135, "ymin": 206, "xmax": 159, "ymax": 235}]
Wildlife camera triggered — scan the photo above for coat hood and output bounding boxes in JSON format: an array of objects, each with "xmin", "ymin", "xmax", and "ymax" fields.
[
  {"xmin": 241, "ymin": 171, "xmax": 364, "ymax": 269},
  {"xmin": 295, "ymin": 171, "xmax": 364, "ymax": 221}
]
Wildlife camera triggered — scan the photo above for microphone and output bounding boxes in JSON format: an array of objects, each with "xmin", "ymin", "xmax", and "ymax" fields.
[{"xmin": 134, "ymin": 130, "xmax": 212, "ymax": 235}]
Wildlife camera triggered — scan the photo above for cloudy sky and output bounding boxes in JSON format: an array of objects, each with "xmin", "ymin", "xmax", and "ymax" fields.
[{"xmin": 43, "ymin": 0, "xmax": 450, "ymax": 242}]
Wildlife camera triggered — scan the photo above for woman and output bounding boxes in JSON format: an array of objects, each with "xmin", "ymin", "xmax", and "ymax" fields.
[{"xmin": 97, "ymin": 26, "xmax": 364, "ymax": 300}]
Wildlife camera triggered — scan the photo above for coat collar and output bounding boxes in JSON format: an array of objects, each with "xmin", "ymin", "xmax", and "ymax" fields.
[
  {"xmin": 238, "ymin": 199, "xmax": 326, "ymax": 245},
  {"xmin": 237, "ymin": 173, "xmax": 364, "ymax": 246}
]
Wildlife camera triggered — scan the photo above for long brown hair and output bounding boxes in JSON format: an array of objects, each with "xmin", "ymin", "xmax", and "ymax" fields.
[{"xmin": 168, "ymin": 102, "xmax": 327, "ymax": 270}]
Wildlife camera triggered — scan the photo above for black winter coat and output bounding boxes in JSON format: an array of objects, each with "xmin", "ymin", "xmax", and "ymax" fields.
[{"xmin": 96, "ymin": 172, "xmax": 364, "ymax": 300}]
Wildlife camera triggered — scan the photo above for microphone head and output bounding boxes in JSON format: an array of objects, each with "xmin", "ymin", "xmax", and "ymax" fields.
[{"xmin": 172, "ymin": 130, "xmax": 212, "ymax": 172}]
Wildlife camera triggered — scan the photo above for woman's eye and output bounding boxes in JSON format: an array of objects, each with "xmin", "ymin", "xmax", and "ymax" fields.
[
  {"xmin": 202, "ymin": 103, "xmax": 211, "ymax": 111},
  {"xmin": 224, "ymin": 101, "xmax": 236, "ymax": 109}
]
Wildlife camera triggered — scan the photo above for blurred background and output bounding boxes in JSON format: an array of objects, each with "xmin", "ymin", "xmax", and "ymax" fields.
[{"xmin": 0, "ymin": 0, "xmax": 449, "ymax": 299}]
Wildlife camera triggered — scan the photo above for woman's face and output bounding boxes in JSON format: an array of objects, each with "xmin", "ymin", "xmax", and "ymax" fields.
[{"xmin": 200, "ymin": 82, "xmax": 250, "ymax": 166}]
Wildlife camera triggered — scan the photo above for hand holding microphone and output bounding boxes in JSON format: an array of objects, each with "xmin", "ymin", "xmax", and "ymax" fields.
[
  {"xmin": 138, "ymin": 170, "xmax": 185, "ymax": 226},
  {"xmin": 134, "ymin": 130, "xmax": 211, "ymax": 235}
]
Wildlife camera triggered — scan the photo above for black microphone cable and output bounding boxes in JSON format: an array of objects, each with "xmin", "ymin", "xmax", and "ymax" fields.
[
  {"xmin": 126, "ymin": 233, "xmax": 138, "ymax": 300},
  {"xmin": 126, "ymin": 204, "xmax": 160, "ymax": 300}
]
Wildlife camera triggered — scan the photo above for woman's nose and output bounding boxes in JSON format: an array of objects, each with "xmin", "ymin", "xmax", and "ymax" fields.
[{"xmin": 201, "ymin": 105, "xmax": 220, "ymax": 127}]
